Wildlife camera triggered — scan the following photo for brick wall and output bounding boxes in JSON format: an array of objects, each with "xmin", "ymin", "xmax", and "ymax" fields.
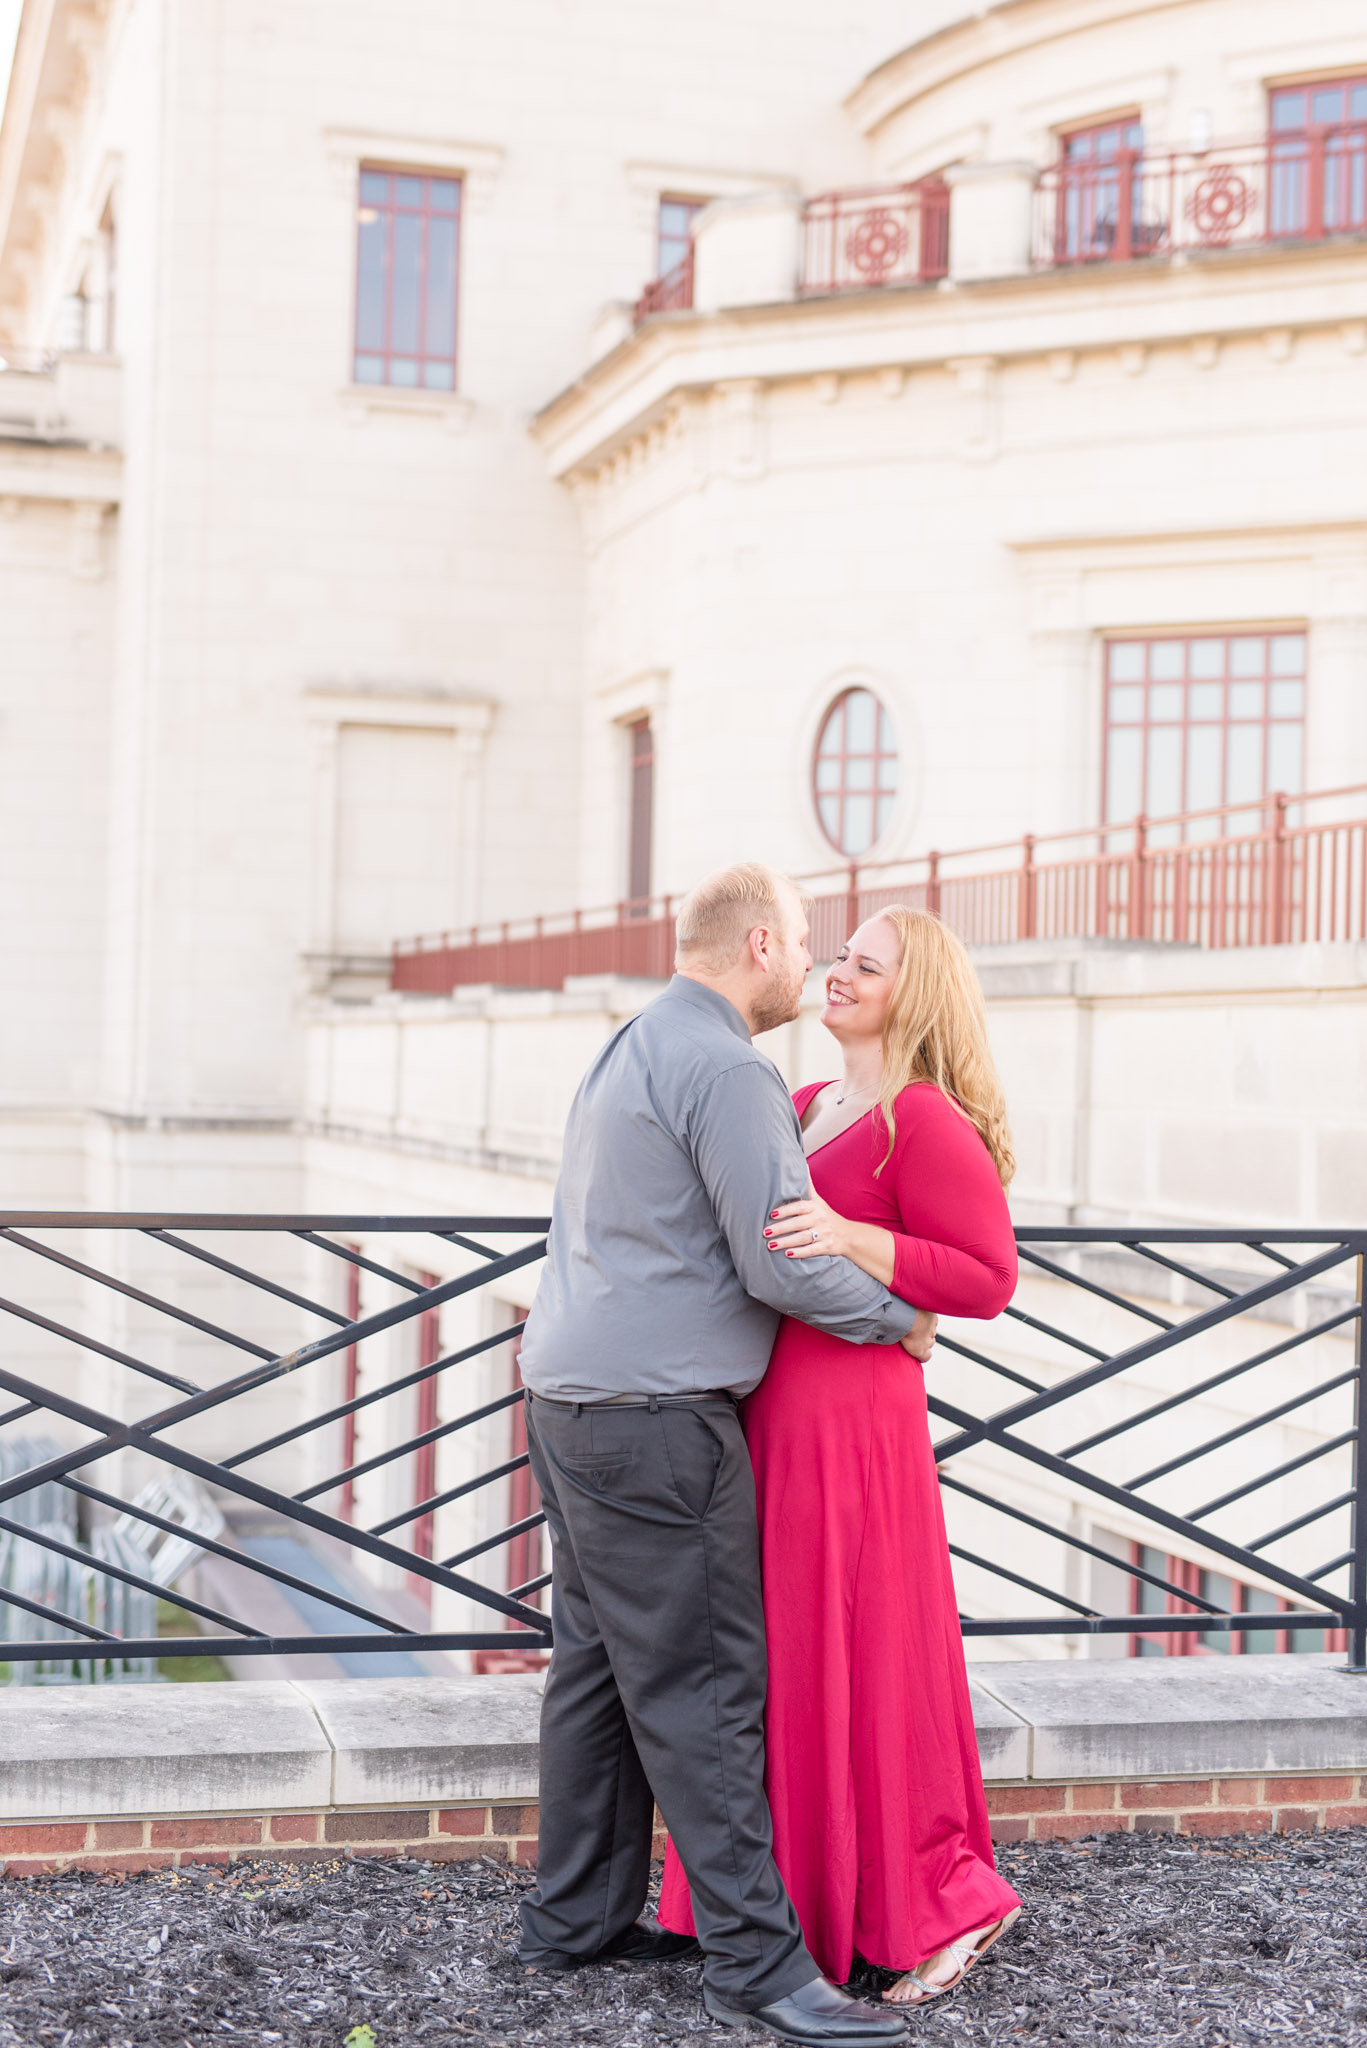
[
  {"xmin": 0, "ymin": 1803, "xmax": 547, "ymax": 1881},
  {"xmin": 4, "ymin": 1777, "xmax": 1365, "ymax": 1879},
  {"xmin": 987, "ymin": 1774, "xmax": 1367, "ymax": 1843}
]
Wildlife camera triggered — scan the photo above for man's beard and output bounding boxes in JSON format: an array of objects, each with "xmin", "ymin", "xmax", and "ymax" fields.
[{"xmin": 750, "ymin": 959, "xmax": 806, "ymax": 1035}]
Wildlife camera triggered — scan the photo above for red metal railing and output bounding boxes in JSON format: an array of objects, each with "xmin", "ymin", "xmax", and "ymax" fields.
[
  {"xmin": 391, "ymin": 784, "xmax": 1367, "ymax": 995},
  {"xmin": 633, "ymin": 248, "xmax": 694, "ymax": 322},
  {"xmin": 1036, "ymin": 123, "xmax": 1367, "ymax": 266},
  {"xmin": 800, "ymin": 178, "xmax": 950, "ymax": 296}
]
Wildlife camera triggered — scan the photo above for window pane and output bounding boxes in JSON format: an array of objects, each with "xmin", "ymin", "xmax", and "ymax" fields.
[
  {"xmin": 1148, "ymin": 682, "xmax": 1183, "ymax": 721},
  {"xmin": 1106, "ymin": 727, "xmax": 1143, "ymax": 819},
  {"xmin": 818, "ymin": 795, "xmax": 840, "ymax": 841},
  {"xmin": 876, "ymin": 793, "xmax": 895, "ymax": 838},
  {"xmin": 1267, "ymin": 721, "xmax": 1303, "ymax": 792},
  {"xmin": 389, "ymin": 357, "xmax": 420, "ymax": 387},
  {"xmin": 1269, "ymin": 633, "xmax": 1305, "ymax": 675},
  {"xmin": 360, "ymin": 170, "xmax": 390, "ymax": 203},
  {"xmin": 1229, "ymin": 636, "xmax": 1265, "ymax": 677},
  {"xmin": 1109, "ymin": 684, "xmax": 1144, "ymax": 723},
  {"xmin": 1198, "ymin": 1567, "xmax": 1234, "ymax": 1652},
  {"xmin": 843, "ymin": 795, "xmax": 874, "ymax": 855},
  {"xmin": 1188, "ymin": 638, "xmax": 1225, "ymax": 678},
  {"xmin": 1186, "ymin": 726, "xmax": 1223, "ymax": 811},
  {"xmin": 422, "ymin": 360, "xmax": 455, "ymax": 391},
  {"xmin": 1269, "ymin": 679, "xmax": 1304, "ymax": 718},
  {"xmin": 878, "ymin": 704, "xmax": 895, "ymax": 752},
  {"xmin": 816, "ymin": 700, "xmax": 844, "ymax": 758},
  {"xmin": 429, "ymin": 178, "xmax": 460, "ymax": 213},
  {"xmin": 1271, "ymin": 92, "xmax": 1307, "ymax": 132},
  {"xmin": 395, "ymin": 175, "xmax": 424, "ymax": 209},
  {"xmin": 355, "ymin": 212, "xmax": 388, "ymax": 352},
  {"xmin": 1228, "ymin": 681, "xmax": 1264, "ymax": 718},
  {"xmin": 1189, "ymin": 681, "xmax": 1222, "ymax": 719},
  {"xmin": 1227, "ymin": 722, "xmax": 1263, "ymax": 802},
  {"xmin": 1147, "ymin": 725, "xmax": 1183, "ymax": 816},
  {"xmin": 425, "ymin": 215, "xmax": 458, "ymax": 359},
  {"xmin": 1352, "ymin": 85, "xmax": 1367, "ymax": 120},
  {"xmin": 1136, "ymin": 1546, "xmax": 1167, "ymax": 1616},
  {"xmin": 391, "ymin": 212, "xmax": 423, "ymax": 353},
  {"xmin": 844, "ymin": 689, "xmax": 876, "ymax": 752},
  {"xmin": 815, "ymin": 758, "xmax": 841, "ymax": 793},
  {"xmin": 354, "ymin": 354, "xmax": 385, "ymax": 384},
  {"xmin": 1312, "ymin": 88, "xmax": 1345, "ymax": 125},
  {"xmin": 1108, "ymin": 642, "xmax": 1145, "ymax": 682},
  {"xmin": 844, "ymin": 755, "xmax": 874, "ymax": 792},
  {"xmin": 1243, "ymin": 1586, "xmax": 1280, "ymax": 1655},
  {"xmin": 1149, "ymin": 640, "xmax": 1185, "ymax": 681}
]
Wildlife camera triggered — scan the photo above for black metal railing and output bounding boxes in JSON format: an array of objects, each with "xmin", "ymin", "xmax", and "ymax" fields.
[{"xmin": 0, "ymin": 1218, "xmax": 1361, "ymax": 1672}]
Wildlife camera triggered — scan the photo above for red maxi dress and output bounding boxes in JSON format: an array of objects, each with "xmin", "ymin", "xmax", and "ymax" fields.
[{"xmin": 658, "ymin": 1080, "xmax": 1022, "ymax": 1981}]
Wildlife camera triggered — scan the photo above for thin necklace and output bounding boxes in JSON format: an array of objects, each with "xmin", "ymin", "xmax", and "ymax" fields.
[{"xmin": 834, "ymin": 1079, "xmax": 878, "ymax": 1107}]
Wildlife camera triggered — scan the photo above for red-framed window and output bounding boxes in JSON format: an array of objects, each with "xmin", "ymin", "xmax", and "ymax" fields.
[
  {"xmin": 1268, "ymin": 76, "xmax": 1367, "ymax": 239},
  {"xmin": 338, "ymin": 1255, "xmax": 361, "ymax": 1523},
  {"xmin": 407, "ymin": 1277, "xmax": 441, "ymax": 1605},
  {"xmin": 1056, "ymin": 113, "xmax": 1147, "ymax": 261},
  {"xmin": 354, "ymin": 166, "xmax": 461, "ymax": 390},
  {"xmin": 658, "ymin": 195, "xmax": 703, "ymax": 280},
  {"xmin": 1103, "ymin": 630, "xmax": 1306, "ymax": 833},
  {"xmin": 1130, "ymin": 1543, "xmax": 1347, "ymax": 1656},
  {"xmin": 627, "ymin": 719, "xmax": 654, "ymax": 905},
  {"xmin": 813, "ymin": 687, "xmax": 898, "ymax": 857}
]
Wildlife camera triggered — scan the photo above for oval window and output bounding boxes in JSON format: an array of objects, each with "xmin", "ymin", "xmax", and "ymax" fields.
[{"xmin": 812, "ymin": 688, "xmax": 898, "ymax": 856}]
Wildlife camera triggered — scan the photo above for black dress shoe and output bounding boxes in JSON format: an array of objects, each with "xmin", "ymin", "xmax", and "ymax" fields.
[
  {"xmin": 703, "ymin": 1975, "xmax": 909, "ymax": 2043},
  {"xmin": 517, "ymin": 1917, "xmax": 701, "ymax": 1973}
]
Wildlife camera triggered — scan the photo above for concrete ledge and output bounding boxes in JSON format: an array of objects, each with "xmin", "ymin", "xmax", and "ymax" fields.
[
  {"xmin": 2, "ymin": 1661, "xmax": 1365, "ymax": 1870},
  {"xmin": 968, "ymin": 1655, "xmax": 1367, "ymax": 1782}
]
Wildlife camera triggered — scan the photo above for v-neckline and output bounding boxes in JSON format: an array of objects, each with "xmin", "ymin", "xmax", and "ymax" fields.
[{"xmin": 801, "ymin": 1080, "xmax": 875, "ymax": 1159}]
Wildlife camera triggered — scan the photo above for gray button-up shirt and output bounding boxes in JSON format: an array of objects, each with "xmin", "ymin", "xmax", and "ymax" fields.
[{"xmin": 518, "ymin": 975, "xmax": 918, "ymax": 1401}]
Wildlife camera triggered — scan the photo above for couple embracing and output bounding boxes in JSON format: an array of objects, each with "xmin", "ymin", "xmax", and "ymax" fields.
[{"xmin": 515, "ymin": 863, "xmax": 1021, "ymax": 2043}]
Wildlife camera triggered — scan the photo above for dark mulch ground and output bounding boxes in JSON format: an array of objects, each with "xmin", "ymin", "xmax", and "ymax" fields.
[{"xmin": 1, "ymin": 1828, "xmax": 1366, "ymax": 2047}]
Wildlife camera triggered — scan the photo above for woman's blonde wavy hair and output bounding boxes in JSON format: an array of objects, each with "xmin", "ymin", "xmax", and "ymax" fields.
[{"xmin": 871, "ymin": 906, "xmax": 1015, "ymax": 1187}]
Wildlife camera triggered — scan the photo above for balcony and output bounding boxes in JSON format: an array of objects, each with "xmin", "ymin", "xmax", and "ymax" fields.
[
  {"xmin": 390, "ymin": 782, "xmax": 1367, "ymax": 998},
  {"xmin": 626, "ymin": 128, "xmax": 1367, "ymax": 330},
  {"xmin": 632, "ymin": 179, "xmax": 950, "ymax": 325},
  {"xmin": 1035, "ymin": 124, "xmax": 1367, "ymax": 268}
]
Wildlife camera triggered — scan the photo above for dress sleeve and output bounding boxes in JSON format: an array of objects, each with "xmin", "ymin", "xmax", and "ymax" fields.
[{"xmin": 882, "ymin": 1089, "xmax": 1018, "ymax": 1319}]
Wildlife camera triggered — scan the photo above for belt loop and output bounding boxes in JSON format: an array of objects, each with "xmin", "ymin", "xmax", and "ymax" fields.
[
  {"xmin": 572, "ymin": 1400, "xmax": 582, "ymax": 1420},
  {"xmin": 647, "ymin": 1394, "xmax": 660, "ymax": 1414}
]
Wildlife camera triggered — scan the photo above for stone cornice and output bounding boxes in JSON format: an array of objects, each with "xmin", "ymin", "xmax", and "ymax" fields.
[
  {"xmin": 532, "ymin": 238, "xmax": 1367, "ymax": 480},
  {"xmin": 847, "ymin": 0, "xmax": 1193, "ymax": 141},
  {"xmin": 0, "ymin": 0, "xmax": 112, "ymax": 337}
]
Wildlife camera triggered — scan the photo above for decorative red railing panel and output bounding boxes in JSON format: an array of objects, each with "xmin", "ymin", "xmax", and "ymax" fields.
[
  {"xmin": 391, "ymin": 786, "xmax": 1367, "ymax": 994},
  {"xmin": 1036, "ymin": 124, "xmax": 1367, "ymax": 266},
  {"xmin": 633, "ymin": 249, "xmax": 694, "ymax": 323},
  {"xmin": 800, "ymin": 179, "xmax": 950, "ymax": 296}
]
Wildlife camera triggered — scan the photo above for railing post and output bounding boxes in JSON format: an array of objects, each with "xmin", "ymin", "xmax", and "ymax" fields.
[
  {"xmin": 1306, "ymin": 126, "xmax": 1326, "ymax": 242},
  {"xmin": 1019, "ymin": 835, "xmax": 1036, "ymax": 939},
  {"xmin": 1270, "ymin": 790, "xmax": 1289, "ymax": 944},
  {"xmin": 1130, "ymin": 813, "xmax": 1150, "ymax": 939},
  {"xmin": 1115, "ymin": 149, "xmax": 1136, "ymax": 261},
  {"xmin": 845, "ymin": 864, "xmax": 860, "ymax": 938},
  {"xmin": 1348, "ymin": 1244, "xmax": 1367, "ymax": 1672},
  {"xmin": 926, "ymin": 850, "xmax": 941, "ymax": 919}
]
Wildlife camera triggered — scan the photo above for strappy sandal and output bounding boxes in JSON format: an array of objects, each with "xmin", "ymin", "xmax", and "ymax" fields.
[{"xmin": 882, "ymin": 1905, "xmax": 1021, "ymax": 2005}]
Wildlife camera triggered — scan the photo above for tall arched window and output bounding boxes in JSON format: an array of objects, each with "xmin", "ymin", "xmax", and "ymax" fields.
[{"xmin": 813, "ymin": 688, "xmax": 898, "ymax": 856}]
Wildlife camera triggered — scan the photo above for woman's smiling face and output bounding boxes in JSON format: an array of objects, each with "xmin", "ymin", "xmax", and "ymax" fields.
[{"xmin": 821, "ymin": 914, "xmax": 901, "ymax": 1044}]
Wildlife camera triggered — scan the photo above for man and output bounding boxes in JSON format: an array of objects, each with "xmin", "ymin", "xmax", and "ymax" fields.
[{"xmin": 516, "ymin": 863, "xmax": 935, "ymax": 2045}]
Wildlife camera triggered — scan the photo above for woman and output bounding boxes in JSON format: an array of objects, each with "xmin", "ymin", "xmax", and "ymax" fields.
[{"xmin": 659, "ymin": 906, "xmax": 1022, "ymax": 2006}]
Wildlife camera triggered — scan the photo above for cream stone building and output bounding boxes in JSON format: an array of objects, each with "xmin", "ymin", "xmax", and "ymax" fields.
[{"xmin": 1, "ymin": 0, "xmax": 1365, "ymax": 1665}]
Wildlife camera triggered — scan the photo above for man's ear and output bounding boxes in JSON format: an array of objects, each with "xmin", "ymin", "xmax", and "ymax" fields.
[{"xmin": 748, "ymin": 923, "xmax": 773, "ymax": 973}]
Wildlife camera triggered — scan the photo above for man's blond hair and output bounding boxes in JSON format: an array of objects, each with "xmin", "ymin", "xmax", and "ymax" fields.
[{"xmin": 673, "ymin": 862, "xmax": 800, "ymax": 973}]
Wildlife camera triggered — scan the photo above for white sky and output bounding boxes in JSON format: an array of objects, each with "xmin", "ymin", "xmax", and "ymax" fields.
[{"xmin": 0, "ymin": 2, "xmax": 20, "ymax": 131}]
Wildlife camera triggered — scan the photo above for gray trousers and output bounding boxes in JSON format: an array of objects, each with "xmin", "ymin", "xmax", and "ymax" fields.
[{"xmin": 518, "ymin": 1391, "xmax": 819, "ymax": 2012}]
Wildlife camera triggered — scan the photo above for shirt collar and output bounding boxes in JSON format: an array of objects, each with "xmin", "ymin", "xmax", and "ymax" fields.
[{"xmin": 661, "ymin": 974, "xmax": 752, "ymax": 1044}]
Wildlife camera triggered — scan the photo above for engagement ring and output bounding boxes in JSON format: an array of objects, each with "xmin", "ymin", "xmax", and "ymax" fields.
[{"xmin": 811, "ymin": 1228, "xmax": 820, "ymax": 1243}]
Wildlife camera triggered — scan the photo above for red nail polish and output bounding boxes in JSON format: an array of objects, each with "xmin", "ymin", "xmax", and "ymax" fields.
[{"xmin": 785, "ymin": 1250, "xmax": 794, "ymax": 1257}]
